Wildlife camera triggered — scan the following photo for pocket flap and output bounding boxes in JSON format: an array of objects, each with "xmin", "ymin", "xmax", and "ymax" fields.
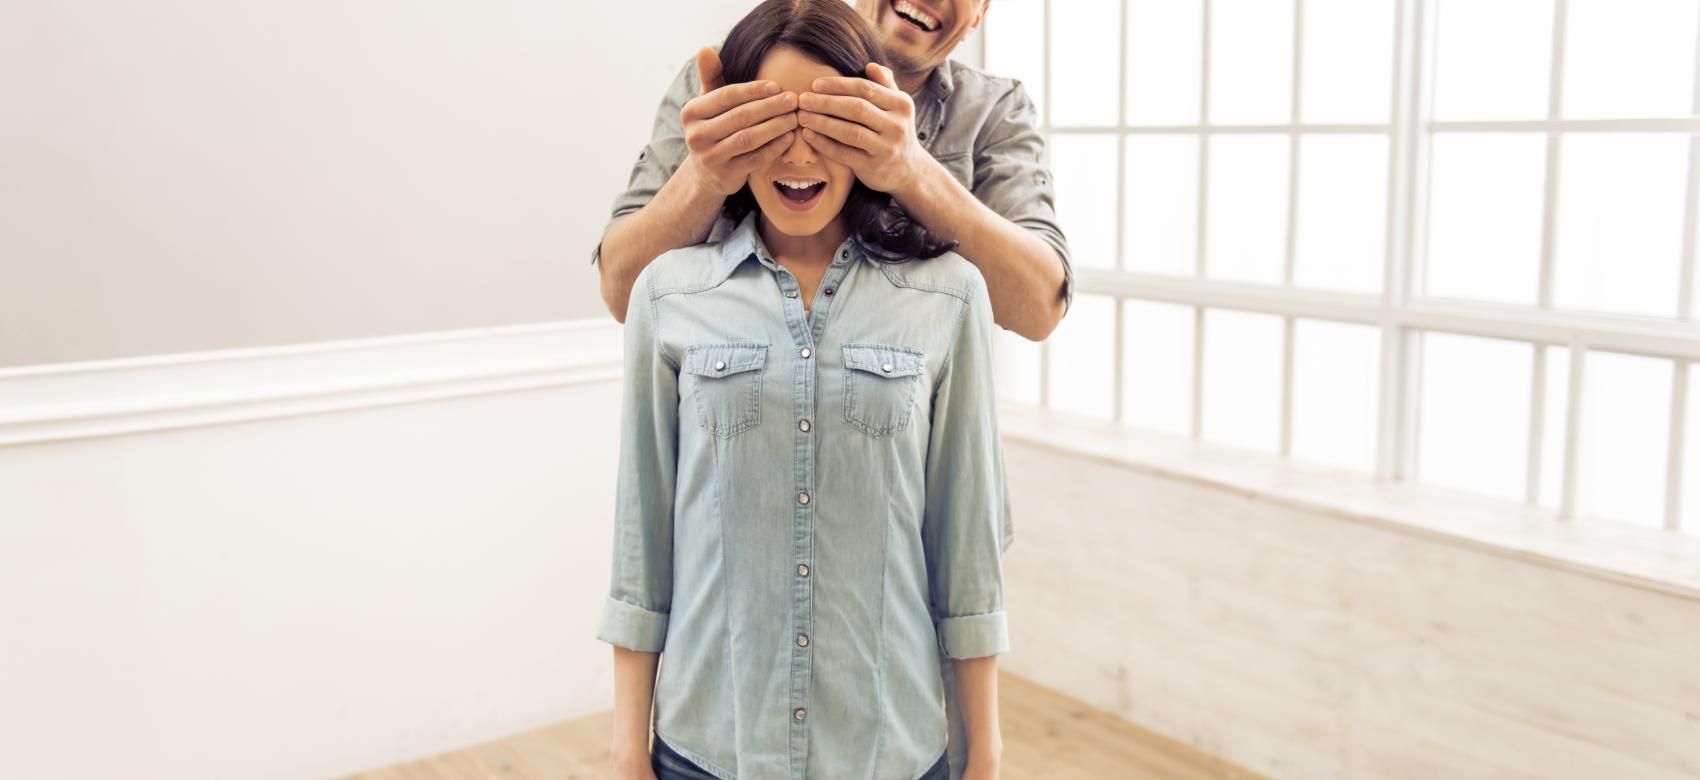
[
  {"xmin": 843, "ymin": 343, "xmax": 924, "ymax": 378},
  {"xmin": 684, "ymin": 343, "xmax": 768, "ymax": 376}
]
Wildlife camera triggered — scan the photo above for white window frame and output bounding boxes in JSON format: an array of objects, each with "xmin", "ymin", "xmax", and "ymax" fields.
[{"xmin": 988, "ymin": 0, "xmax": 1700, "ymax": 530}]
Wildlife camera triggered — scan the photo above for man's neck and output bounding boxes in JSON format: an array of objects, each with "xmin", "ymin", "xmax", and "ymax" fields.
[
  {"xmin": 894, "ymin": 66, "xmax": 933, "ymax": 97},
  {"xmin": 758, "ymin": 213, "xmax": 851, "ymax": 268}
]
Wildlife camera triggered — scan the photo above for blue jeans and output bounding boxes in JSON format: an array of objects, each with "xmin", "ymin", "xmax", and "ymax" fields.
[{"xmin": 652, "ymin": 734, "xmax": 949, "ymax": 780}]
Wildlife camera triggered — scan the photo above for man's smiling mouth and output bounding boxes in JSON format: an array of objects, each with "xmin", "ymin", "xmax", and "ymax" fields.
[{"xmin": 892, "ymin": 0, "xmax": 940, "ymax": 32}]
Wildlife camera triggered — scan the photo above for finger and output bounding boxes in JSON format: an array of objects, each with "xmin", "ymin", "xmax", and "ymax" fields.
[
  {"xmin": 865, "ymin": 62, "xmax": 898, "ymax": 92},
  {"xmin": 695, "ymin": 46, "xmax": 725, "ymax": 95},
  {"xmin": 719, "ymin": 112, "xmax": 802, "ymax": 158},
  {"xmin": 797, "ymin": 110, "xmax": 882, "ymax": 153},
  {"xmin": 731, "ymin": 130, "xmax": 797, "ymax": 171},
  {"xmin": 800, "ymin": 128, "xmax": 871, "ymax": 167},
  {"xmin": 681, "ymin": 80, "xmax": 781, "ymax": 122},
  {"xmin": 797, "ymin": 92, "xmax": 888, "ymax": 130},
  {"xmin": 696, "ymin": 91, "xmax": 799, "ymax": 144},
  {"xmin": 809, "ymin": 76, "xmax": 907, "ymax": 112}
]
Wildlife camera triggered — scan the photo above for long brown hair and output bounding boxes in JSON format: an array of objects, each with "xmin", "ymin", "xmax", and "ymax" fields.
[{"xmin": 718, "ymin": 0, "xmax": 957, "ymax": 262}]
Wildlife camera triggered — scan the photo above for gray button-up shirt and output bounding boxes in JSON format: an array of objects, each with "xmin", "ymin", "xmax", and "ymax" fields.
[{"xmin": 597, "ymin": 211, "xmax": 1009, "ymax": 779}]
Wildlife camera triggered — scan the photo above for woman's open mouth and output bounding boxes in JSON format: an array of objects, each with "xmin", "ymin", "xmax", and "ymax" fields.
[
  {"xmin": 774, "ymin": 178, "xmax": 827, "ymax": 211},
  {"xmin": 892, "ymin": 0, "xmax": 940, "ymax": 33}
]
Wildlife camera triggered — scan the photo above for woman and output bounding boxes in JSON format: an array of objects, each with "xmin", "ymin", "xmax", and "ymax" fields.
[{"xmin": 595, "ymin": 1, "xmax": 1008, "ymax": 778}]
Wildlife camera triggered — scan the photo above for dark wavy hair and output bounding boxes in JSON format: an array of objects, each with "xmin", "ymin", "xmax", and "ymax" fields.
[{"xmin": 718, "ymin": 0, "xmax": 957, "ymax": 262}]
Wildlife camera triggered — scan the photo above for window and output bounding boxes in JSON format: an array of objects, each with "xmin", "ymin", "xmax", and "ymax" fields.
[{"xmin": 984, "ymin": 0, "xmax": 1700, "ymax": 533}]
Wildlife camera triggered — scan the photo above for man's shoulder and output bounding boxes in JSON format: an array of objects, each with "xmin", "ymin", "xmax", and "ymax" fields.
[{"xmin": 940, "ymin": 59, "xmax": 1029, "ymax": 108}]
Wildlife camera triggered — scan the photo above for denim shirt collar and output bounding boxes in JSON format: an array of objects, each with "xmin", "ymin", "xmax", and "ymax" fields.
[{"xmin": 718, "ymin": 210, "xmax": 864, "ymax": 278}]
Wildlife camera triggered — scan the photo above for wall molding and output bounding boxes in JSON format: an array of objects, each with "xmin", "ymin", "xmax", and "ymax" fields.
[{"xmin": 0, "ymin": 319, "xmax": 623, "ymax": 447}]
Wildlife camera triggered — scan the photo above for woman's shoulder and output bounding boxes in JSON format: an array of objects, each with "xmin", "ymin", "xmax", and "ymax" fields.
[
  {"xmin": 634, "ymin": 241, "xmax": 737, "ymax": 298},
  {"xmin": 875, "ymin": 249, "xmax": 988, "ymax": 306}
]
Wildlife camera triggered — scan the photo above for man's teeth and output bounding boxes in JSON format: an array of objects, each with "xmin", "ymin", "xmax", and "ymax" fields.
[{"xmin": 894, "ymin": 0, "xmax": 938, "ymax": 31}]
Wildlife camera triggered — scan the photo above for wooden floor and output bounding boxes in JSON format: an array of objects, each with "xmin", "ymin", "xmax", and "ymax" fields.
[{"xmin": 344, "ymin": 670, "xmax": 1267, "ymax": 779}]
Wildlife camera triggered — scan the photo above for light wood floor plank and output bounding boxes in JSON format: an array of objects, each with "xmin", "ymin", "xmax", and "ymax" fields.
[{"xmin": 343, "ymin": 671, "xmax": 1269, "ymax": 779}]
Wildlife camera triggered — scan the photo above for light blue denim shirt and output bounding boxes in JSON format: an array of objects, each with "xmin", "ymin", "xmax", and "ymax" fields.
[{"xmin": 596, "ymin": 210, "xmax": 1010, "ymax": 780}]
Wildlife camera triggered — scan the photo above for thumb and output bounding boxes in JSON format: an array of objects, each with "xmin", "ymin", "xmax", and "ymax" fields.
[
  {"xmin": 696, "ymin": 46, "xmax": 725, "ymax": 95},
  {"xmin": 866, "ymin": 62, "xmax": 897, "ymax": 90}
]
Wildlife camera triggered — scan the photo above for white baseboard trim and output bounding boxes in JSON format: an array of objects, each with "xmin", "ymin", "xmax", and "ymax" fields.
[{"xmin": 0, "ymin": 319, "xmax": 623, "ymax": 447}]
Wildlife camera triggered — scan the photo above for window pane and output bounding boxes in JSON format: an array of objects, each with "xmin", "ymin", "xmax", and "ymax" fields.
[
  {"xmin": 1563, "ymin": 0, "xmax": 1699, "ymax": 119},
  {"xmin": 1418, "ymin": 332, "xmax": 1533, "ymax": 502},
  {"xmin": 1300, "ymin": 0, "xmax": 1396, "ymax": 123},
  {"xmin": 994, "ymin": 328, "xmax": 1042, "ymax": 406},
  {"xmin": 1433, "ymin": 0, "xmax": 1555, "ymax": 121},
  {"xmin": 1552, "ymin": 133, "xmax": 1688, "ymax": 318},
  {"xmin": 1127, "ymin": 0, "xmax": 1203, "ymax": 125},
  {"xmin": 1577, "ymin": 351, "xmax": 1673, "ymax": 528},
  {"xmin": 1424, "ymin": 133, "xmax": 1547, "ymax": 305},
  {"xmin": 1046, "ymin": 293, "xmax": 1117, "ymax": 419},
  {"xmin": 1124, "ymin": 134, "xmax": 1199, "ymax": 275},
  {"xmin": 985, "ymin": 0, "xmax": 1046, "ymax": 120},
  {"xmin": 1205, "ymin": 134, "xmax": 1290, "ymax": 284},
  {"xmin": 1291, "ymin": 319, "xmax": 1380, "ymax": 471},
  {"xmin": 1202, "ymin": 308, "xmax": 1284, "ymax": 452},
  {"xmin": 1537, "ymin": 345, "xmax": 1571, "ymax": 509},
  {"xmin": 1209, "ymin": 0, "xmax": 1295, "ymax": 124},
  {"xmin": 1051, "ymin": 0, "xmax": 1121, "ymax": 126},
  {"xmin": 1123, "ymin": 300, "xmax": 1196, "ymax": 435},
  {"xmin": 1050, "ymin": 134, "xmax": 1119, "ymax": 270},
  {"xmin": 1293, "ymin": 134, "xmax": 1388, "ymax": 293}
]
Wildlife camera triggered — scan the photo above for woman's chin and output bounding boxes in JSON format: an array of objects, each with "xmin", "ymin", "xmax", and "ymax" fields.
[{"xmin": 758, "ymin": 207, "xmax": 838, "ymax": 236}]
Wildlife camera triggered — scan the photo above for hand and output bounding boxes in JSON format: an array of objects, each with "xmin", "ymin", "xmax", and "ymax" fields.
[
  {"xmin": 797, "ymin": 63, "xmax": 930, "ymax": 195},
  {"xmin": 961, "ymin": 756, "xmax": 1002, "ymax": 780},
  {"xmin": 681, "ymin": 46, "xmax": 801, "ymax": 196},
  {"xmin": 613, "ymin": 750, "xmax": 659, "ymax": 780}
]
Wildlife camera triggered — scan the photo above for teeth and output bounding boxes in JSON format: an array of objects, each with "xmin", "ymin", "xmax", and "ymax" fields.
[
  {"xmin": 777, "ymin": 179, "xmax": 823, "ymax": 189},
  {"xmin": 894, "ymin": 0, "xmax": 937, "ymax": 30}
]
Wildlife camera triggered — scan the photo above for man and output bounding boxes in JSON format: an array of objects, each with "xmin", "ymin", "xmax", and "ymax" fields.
[
  {"xmin": 592, "ymin": 2, "xmax": 1073, "ymax": 777},
  {"xmin": 592, "ymin": 0, "xmax": 1073, "ymax": 340}
]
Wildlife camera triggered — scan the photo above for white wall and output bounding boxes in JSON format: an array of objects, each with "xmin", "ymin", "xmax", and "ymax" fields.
[
  {"xmin": 998, "ymin": 436, "xmax": 1700, "ymax": 780},
  {"xmin": 0, "ymin": 0, "xmax": 757, "ymax": 368},
  {"xmin": 0, "ymin": 323, "xmax": 624, "ymax": 779}
]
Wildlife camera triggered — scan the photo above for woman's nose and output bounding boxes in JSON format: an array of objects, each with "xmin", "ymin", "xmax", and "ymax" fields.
[{"xmin": 781, "ymin": 117, "xmax": 815, "ymax": 163}]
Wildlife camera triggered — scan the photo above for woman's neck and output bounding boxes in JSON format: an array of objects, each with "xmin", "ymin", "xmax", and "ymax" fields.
[{"xmin": 757, "ymin": 213, "xmax": 850, "ymax": 269}]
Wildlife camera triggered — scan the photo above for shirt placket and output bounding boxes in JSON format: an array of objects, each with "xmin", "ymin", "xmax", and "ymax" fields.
[{"xmin": 757, "ymin": 241, "xmax": 857, "ymax": 779}]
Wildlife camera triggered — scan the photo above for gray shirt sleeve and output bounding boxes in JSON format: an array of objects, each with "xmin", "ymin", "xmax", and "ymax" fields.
[
  {"xmin": 971, "ymin": 80, "xmax": 1076, "ymax": 316},
  {"xmin": 589, "ymin": 55, "xmax": 702, "ymax": 267}
]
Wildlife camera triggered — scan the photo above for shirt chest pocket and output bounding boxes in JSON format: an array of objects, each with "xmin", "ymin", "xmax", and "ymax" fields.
[
  {"xmin": 842, "ymin": 343, "xmax": 926, "ymax": 437},
  {"xmin": 683, "ymin": 343, "xmax": 767, "ymax": 437}
]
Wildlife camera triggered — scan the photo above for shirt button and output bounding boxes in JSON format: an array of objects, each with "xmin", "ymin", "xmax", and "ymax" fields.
[
  {"xmin": 800, "ymin": 347, "xmax": 812, "ymax": 359},
  {"xmin": 714, "ymin": 360, "xmax": 726, "ymax": 371},
  {"xmin": 794, "ymin": 708, "xmax": 806, "ymax": 720},
  {"xmin": 798, "ymin": 563, "xmax": 809, "ymax": 576},
  {"xmin": 798, "ymin": 491, "xmax": 810, "ymax": 505},
  {"xmin": 786, "ymin": 290, "xmax": 798, "ymax": 298},
  {"xmin": 797, "ymin": 634, "xmax": 809, "ymax": 647},
  {"xmin": 799, "ymin": 419, "xmax": 811, "ymax": 432},
  {"xmin": 881, "ymin": 362, "xmax": 893, "ymax": 373},
  {"xmin": 824, "ymin": 287, "xmax": 835, "ymax": 296}
]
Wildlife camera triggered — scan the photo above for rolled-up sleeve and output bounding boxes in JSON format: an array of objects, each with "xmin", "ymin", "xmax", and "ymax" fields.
[
  {"xmin": 971, "ymin": 80, "xmax": 1075, "ymax": 316},
  {"xmin": 595, "ymin": 268, "xmax": 680, "ymax": 652},
  {"xmin": 589, "ymin": 55, "xmax": 701, "ymax": 267},
  {"xmin": 922, "ymin": 271, "xmax": 1010, "ymax": 660}
]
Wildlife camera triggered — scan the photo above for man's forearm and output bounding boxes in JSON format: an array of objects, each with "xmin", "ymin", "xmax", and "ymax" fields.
[
  {"xmin": 952, "ymin": 655, "xmax": 1004, "ymax": 767},
  {"xmin": 893, "ymin": 161, "xmax": 1068, "ymax": 341},
  {"xmin": 612, "ymin": 646, "xmax": 661, "ymax": 771},
  {"xmin": 599, "ymin": 158, "xmax": 727, "ymax": 322}
]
